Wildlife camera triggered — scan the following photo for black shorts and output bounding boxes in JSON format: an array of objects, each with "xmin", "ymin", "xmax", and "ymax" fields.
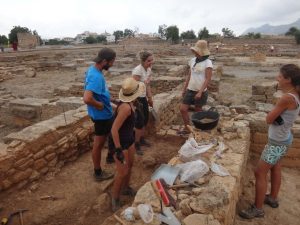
[
  {"xmin": 182, "ymin": 89, "xmax": 208, "ymax": 107},
  {"xmin": 108, "ymin": 135, "xmax": 135, "ymax": 153},
  {"xmin": 91, "ymin": 118, "xmax": 113, "ymax": 136},
  {"xmin": 135, "ymin": 97, "xmax": 149, "ymax": 128}
]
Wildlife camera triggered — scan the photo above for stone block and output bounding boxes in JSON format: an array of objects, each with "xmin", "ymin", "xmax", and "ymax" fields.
[
  {"xmin": 12, "ymin": 168, "xmax": 33, "ymax": 183},
  {"xmin": 34, "ymin": 158, "xmax": 47, "ymax": 170}
]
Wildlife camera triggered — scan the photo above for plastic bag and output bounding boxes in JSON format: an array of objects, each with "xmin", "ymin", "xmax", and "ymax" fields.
[
  {"xmin": 122, "ymin": 207, "xmax": 136, "ymax": 221},
  {"xmin": 176, "ymin": 160, "xmax": 209, "ymax": 183},
  {"xmin": 137, "ymin": 204, "xmax": 154, "ymax": 224},
  {"xmin": 211, "ymin": 162, "xmax": 230, "ymax": 176},
  {"xmin": 179, "ymin": 138, "xmax": 214, "ymax": 162}
]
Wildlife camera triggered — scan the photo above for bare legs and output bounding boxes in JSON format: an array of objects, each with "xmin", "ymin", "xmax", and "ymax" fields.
[
  {"xmin": 112, "ymin": 144, "xmax": 135, "ymax": 200},
  {"xmin": 92, "ymin": 135, "xmax": 107, "ymax": 170},
  {"xmin": 179, "ymin": 104, "xmax": 202, "ymax": 130},
  {"xmin": 254, "ymin": 159, "xmax": 281, "ymax": 209}
]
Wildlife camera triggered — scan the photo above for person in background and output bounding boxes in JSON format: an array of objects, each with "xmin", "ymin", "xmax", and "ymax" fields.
[
  {"xmin": 239, "ymin": 64, "xmax": 300, "ymax": 219},
  {"xmin": 83, "ymin": 48, "xmax": 116, "ymax": 181},
  {"xmin": 132, "ymin": 51, "xmax": 154, "ymax": 155},
  {"xmin": 178, "ymin": 40, "xmax": 213, "ymax": 135},
  {"xmin": 110, "ymin": 77, "xmax": 145, "ymax": 212}
]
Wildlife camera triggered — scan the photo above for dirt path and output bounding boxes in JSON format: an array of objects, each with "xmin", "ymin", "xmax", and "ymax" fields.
[
  {"xmin": 235, "ymin": 154, "xmax": 300, "ymax": 225},
  {"xmin": 0, "ymin": 136, "xmax": 185, "ymax": 225}
]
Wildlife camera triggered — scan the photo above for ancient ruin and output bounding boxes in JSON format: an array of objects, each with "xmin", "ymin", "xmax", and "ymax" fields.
[{"xmin": 0, "ymin": 37, "xmax": 299, "ymax": 225}]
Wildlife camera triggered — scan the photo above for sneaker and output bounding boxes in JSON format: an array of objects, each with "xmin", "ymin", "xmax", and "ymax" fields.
[
  {"xmin": 140, "ymin": 138, "xmax": 151, "ymax": 147},
  {"xmin": 94, "ymin": 170, "xmax": 114, "ymax": 181},
  {"xmin": 111, "ymin": 198, "xmax": 121, "ymax": 212},
  {"xmin": 135, "ymin": 142, "xmax": 144, "ymax": 155},
  {"xmin": 239, "ymin": 204, "xmax": 265, "ymax": 219},
  {"xmin": 264, "ymin": 194, "xmax": 279, "ymax": 208},
  {"xmin": 122, "ymin": 186, "xmax": 137, "ymax": 197}
]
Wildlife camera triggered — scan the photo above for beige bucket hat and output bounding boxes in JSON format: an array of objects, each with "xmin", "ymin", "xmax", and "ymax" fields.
[
  {"xmin": 190, "ymin": 40, "xmax": 210, "ymax": 56},
  {"xmin": 119, "ymin": 77, "xmax": 145, "ymax": 102}
]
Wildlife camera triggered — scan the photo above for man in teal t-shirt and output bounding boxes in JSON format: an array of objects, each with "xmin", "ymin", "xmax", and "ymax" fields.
[{"xmin": 84, "ymin": 48, "xmax": 116, "ymax": 181}]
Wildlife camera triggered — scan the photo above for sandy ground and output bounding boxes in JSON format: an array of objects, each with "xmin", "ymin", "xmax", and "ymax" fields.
[
  {"xmin": 234, "ymin": 154, "xmax": 300, "ymax": 225},
  {"xmin": 0, "ymin": 136, "xmax": 185, "ymax": 225}
]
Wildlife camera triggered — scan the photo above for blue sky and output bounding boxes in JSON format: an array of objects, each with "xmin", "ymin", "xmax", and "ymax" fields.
[{"xmin": 0, "ymin": 0, "xmax": 299, "ymax": 38}]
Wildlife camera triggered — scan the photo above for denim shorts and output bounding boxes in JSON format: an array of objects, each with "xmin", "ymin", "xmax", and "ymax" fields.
[{"xmin": 182, "ymin": 89, "xmax": 208, "ymax": 107}]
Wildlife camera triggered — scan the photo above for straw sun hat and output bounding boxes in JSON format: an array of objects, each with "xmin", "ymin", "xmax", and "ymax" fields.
[
  {"xmin": 190, "ymin": 40, "xmax": 210, "ymax": 56},
  {"xmin": 119, "ymin": 77, "xmax": 145, "ymax": 102}
]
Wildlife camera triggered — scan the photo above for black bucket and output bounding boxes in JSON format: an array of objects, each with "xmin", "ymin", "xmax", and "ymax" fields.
[{"xmin": 191, "ymin": 107, "xmax": 219, "ymax": 130}]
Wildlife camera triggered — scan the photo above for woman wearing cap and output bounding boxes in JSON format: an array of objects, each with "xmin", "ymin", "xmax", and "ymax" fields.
[
  {"xmin": 109, "ymin": 77, "xmax": 145, "ymax": 212},
  {"xmin": 132, "ymin": 51, "xmax": 154, "ymax": 154},
  {"xmin": 178, "ymin": 40, "xmax": 213, "ymax": 134}
]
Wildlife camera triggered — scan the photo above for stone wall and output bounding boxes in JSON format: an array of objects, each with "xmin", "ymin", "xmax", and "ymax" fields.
[
  {"xmin": 247, "ymin": 112, "xmax": 300, "ymax": 167},
  {"xmin": 17, "ymin": 33, "xmax": 39, "ymax": 49},
  {"xmin": 0, "ymin": 106, "xmax": 93, "ymax": 192},
  {"xmin": 251, "ymin": 81, "xmax": 277, "ymax": 104},
  {"xmin": 102, "ymin": 113, "xmax": 251, "ymax": 225},
  {"xmin": 0, "ymin": 97, "xmax": 84, "ymax": 127}
]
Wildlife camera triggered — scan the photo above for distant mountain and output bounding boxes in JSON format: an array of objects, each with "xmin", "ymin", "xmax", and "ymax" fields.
[{"xmin": 243, "ymin": 18, "xmax": 300, "ymax": 35}]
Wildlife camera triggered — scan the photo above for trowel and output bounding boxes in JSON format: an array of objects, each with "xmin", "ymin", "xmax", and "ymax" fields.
[
  {"xmin": 157, "ymin": 207, "xmax": 181, "ymax": 225},
  {"xmin": 149, "ymin": 107, "xmax": 158, "ymax": 121}
]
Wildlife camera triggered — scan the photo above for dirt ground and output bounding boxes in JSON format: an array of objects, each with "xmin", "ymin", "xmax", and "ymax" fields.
[
  {"xmin": 0, "ymin": 136, "xmax": 185, "ymax": 225},
  {"xmin": 234, "ymin": 154, "xmax": 300, "ymax": 225}
]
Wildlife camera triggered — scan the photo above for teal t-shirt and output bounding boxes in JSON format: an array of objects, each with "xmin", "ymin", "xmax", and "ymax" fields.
[{"xmin": 84, "ymin": 66, "xmax": 113, "ymax": 120}]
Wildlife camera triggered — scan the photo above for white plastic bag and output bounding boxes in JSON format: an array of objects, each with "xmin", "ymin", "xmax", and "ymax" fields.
[
  {"xmin": 176, "ymin": 160, "xmax": 209, "ymax": 183},
  {"xmin": 179, "ymin": 138, "xmax": 214, "ymax": 162},
  {"xmin": 137, "ymin": 204, "xmax": 154, "ymax": 224},
  {"xmin": 211, "ymin": 162, "xmax": 230, "ymax": 176}
]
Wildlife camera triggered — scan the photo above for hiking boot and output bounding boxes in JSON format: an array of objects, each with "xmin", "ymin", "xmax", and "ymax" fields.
[
  {"xmin": 135, "ymin": 142, "xmax": 144, "ymax": 155},
  {"xmin": 264, "ymin": 194, "xmax": 279, "ymax": 208},
  {"xmin": 111, "ymin": 198, "xmax": 121, "ymax": 212},
  {"xmin": 239, "ymin": 204, "xmax": 264, "ymax": 219},
  {"xmin": 140, "ymin": 138, "xmax": 151, "ymax": 147},
  {"xmin": 94, "ymin": 170, "xmax": 114, "ymax": 181},
  {"xmin": 122, "ymin": 186, "xmax": 137, "ymax": 197}
]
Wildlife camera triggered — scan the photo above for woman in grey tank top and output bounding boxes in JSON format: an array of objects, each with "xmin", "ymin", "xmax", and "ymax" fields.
[{"xmin": 240, "ymin": 64, "xmax": 300, "ymax": 219}]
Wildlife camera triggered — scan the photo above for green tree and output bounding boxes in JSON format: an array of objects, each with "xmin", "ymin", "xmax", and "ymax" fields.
[
  {"xmin": 285, "ymin": 27, "xmax": 299, "ymax": 36},
  {"xmin": 166, "ymin": 25, "xmax": 179, "ymax": 43},
  {"xmin": 180, "ymin": 30, "xmax": 196, "ymax": 39},
  {"xmin": 158, "ymin": 24, "xmax": 167, "ymax": 39},
  {"xmin": 295, "ymin": 30, "xmax": 300, "ymax": 44},
  {"xmin": 124, "ymin": 28, "xmax": 134, "ymax": 37},
  {"xmin": 96, "ymin": 35, "xmax": 107, "ymax": 43},
  {"xmin": 8, "ymin": 26, "xmax": 31, "ymax": 43},
  {"xmin": 198, "ymin": 27, "xmax": 210, "ymax": 39},
  {"xmin": 245, "ymin": 32, "xmax": 261, "ymax": 39},
  {"xmin": 254, "ymin": 33, "xmax": 261, "ymax": 39},
  {"xmin": 84, "ymin": 36, "xmax": 97, "ymax": 44},
  {"xmin": 0, "ymin": 35, "xmax": 8, "ymax": 45},
  {"xmin": 221, "ymin": 27, "xmax": 234, "ymax": 38},
  {"xmin": 113, "ymin": 30, "xmax": 124, "ymax": 42}
]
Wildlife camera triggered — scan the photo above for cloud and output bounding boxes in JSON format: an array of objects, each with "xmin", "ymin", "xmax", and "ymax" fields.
[{"xmin": 0, "ymin": 0, "xmax": 299, "ymax": 38}]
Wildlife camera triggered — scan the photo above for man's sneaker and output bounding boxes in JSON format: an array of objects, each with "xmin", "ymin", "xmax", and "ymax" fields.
[
  {"xmin": 264, "ymin": 194, "xmax": 279, "ymax": 208},
  {"xmin": 140, "ymin": 138, "xmax": 151, "ymax": 147},
  {"xmin": 94, "ymin": 170, "xmax": 114, "ymax": 181},
  {"xmin": 122, "ymin": 186, "xmax": 137, "ymax": 197},
  {"xmin": 111, "ymin": 198, "xmax": 121, "ymax": 212},
  {"xmin": 135, "ymin": 142, "xmax": 144, "ymax": 155},
  {"xmin": 239, "ymin": 204, "xmax": 265, "ymax": 219}
]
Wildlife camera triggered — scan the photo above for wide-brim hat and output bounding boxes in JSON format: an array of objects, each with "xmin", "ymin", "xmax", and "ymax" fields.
[
  {"xmin": 119, "ymin": 77, "xmax": 145, "ymax": 102},
  {"xmin": 190, "ymin": 40, "xmax": 210, "ymax": 56}
]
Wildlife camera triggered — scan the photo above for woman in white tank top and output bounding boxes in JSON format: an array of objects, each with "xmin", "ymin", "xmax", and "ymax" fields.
[{"xmin": 240, "ymin": 64, "xmax": 300, "ymax": 219}]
